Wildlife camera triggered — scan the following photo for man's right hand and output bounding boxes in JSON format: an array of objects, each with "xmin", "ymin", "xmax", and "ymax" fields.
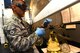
[{"xmin": 35, "ymin": 28, "xmax": 45, "ymax": 37}]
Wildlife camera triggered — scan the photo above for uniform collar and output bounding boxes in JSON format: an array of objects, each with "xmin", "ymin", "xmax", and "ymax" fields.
[{"xmin": 12, "ymin": 14, "xmax": 22, "ymax": 22}]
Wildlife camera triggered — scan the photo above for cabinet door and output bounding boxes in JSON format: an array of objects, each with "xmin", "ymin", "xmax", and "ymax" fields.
[
  {"xmin": 70, "ymin": 3, "xmax": 80, "ymax": 22},
  {"xmin": 61, "ymin": 8, "xmax": 71, "ymax": 23}
]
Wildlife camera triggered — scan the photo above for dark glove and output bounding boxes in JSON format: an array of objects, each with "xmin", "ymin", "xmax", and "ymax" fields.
[
  {"xmin": 43, "ymin": 18, "xmax": 52, "ymax": 28},
  {"xmin": 35, "ymin": 28, "xmax": 45, "ymax": 37}
]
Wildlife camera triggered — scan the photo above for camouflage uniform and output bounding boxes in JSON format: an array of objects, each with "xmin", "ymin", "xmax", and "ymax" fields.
[{"xmin": 3, "ymin": 14, "xmax": 42, "ymax": 53}]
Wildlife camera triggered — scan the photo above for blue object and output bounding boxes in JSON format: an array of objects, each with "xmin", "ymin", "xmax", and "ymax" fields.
[
  {"xmin": 35, "ymin": 28, "xmax": 45, "ymax": 37},
  {"xmin": 4, "ymin": 0, "xmax": 11, "ymax": 8},
  {"xmin": 44, "ymin": 18, "xmax": 52, "ymax": 27}
]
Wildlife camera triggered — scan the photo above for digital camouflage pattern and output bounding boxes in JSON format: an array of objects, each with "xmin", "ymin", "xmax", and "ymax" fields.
[{"xmin": 3, "ymin": 14, "xmax": 41, "ymax": 53}]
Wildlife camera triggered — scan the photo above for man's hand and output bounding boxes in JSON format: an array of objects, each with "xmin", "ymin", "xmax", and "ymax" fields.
[
  {"xmin": 43, "ymin": 18, "xmax": 52, "ymax": 28},
  {"xmin": 35, "ymin": 28, "xmax": 45, "ymax": 37}
]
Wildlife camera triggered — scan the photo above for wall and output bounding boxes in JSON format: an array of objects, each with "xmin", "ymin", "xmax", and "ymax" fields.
[
  {"xmin": 61, "ymin": 3, "xmax": 80, "ymax": 43},
  {"xmin": 30, "ymin": 0, "xmax": 62, "ymax": 40},
  {"xmin": 31, "ymin": 0, "xmax": 80, "ymax": 43},
  {"xmin": 65, "ymin": 24, "xmax": 80, "ymax": 43}
]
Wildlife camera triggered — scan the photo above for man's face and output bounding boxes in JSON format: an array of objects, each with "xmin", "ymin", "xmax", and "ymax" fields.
[{"xmin": 12, "ymin": 1, "xmax": 26, "ymax": 17}]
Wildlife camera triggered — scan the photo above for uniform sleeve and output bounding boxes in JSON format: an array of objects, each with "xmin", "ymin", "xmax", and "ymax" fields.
[
  {"xmin": 11, "ymin": 32, "xmax": 39, "ymax": 51},
  {"xmin": 4, "ymin": 22, "xmax": 41, "ymax": 51}
]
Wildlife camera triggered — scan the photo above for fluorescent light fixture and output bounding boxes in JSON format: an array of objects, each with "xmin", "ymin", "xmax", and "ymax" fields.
[{"xmin": 66, "ymin": 24, "xmax": 76, "ymax": 29}]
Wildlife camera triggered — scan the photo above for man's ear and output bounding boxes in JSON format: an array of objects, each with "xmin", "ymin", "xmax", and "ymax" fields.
[
  {"xmin": 11, "ymin": 5, "xmax": 18, "ymax": 12},
  {"xmin": 11, "ymin": 5, "xmax": 16, "ymax": 9},
  {"xmin": 11, "ymin": 5, "xmax": 15, "ymax": 8}
]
